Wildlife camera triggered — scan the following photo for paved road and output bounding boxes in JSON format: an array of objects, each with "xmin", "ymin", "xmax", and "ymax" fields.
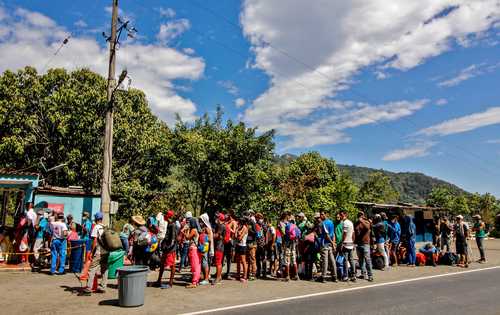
[{"xmin": 196, "ymin": 268, "xmax": 500, "ymax": 315}]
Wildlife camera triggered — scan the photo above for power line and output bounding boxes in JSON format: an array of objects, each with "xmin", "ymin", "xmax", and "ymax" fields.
[{"xmin": 186, "ymin": 0, "xmax": 500, "ymax": 175}]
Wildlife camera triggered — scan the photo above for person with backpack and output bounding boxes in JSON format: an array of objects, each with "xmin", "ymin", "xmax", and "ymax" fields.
[
  {"xmin": 213, "ymin": 213, "xmax": 226, "ymax": 284},
  {"xmin": 49, "ymin": 213, "xmax": 68, "ymax": 275},
  {"xmin": 373, "ymin": 214, "xmax": 389, "ymax": 270},
  {"xmin": 154, "ymin": 210, "xmax": 177, "ymax": 289},
  {"xmin": 454, "ymin": 215, "xmax": 469, "ymax": 268},
  {"xmin": 440, "ymin": 217, "xmax": 452, "ymax": 252},
  {"xmin": 283, "ymin": 214, "xmax": 300, "ymax": 281},
  {"xmin": 185, "ymin": 217, "xmax": 201, "ymax": 288},
  {"xmin": 131, "ymin": 215, "xmax": 149, "ymax": 265},
  {"xmin": 245, "ymin": 210, "xmax": 258, "ymax": 281},
  {"xmin": 223, "ymin": 212, "xmax": 237, "ymax": 279},
  {"xmin": 83, "ymin": 212, "xmax": 108, "ymax": 294},
  {"xmin": 472, "ymin": 214, "xmax": 487, "ymax": 263},
  {"xmin": 198, "ymin": 213, "xmax": 212, "ymax": 286},
  {"xmin": 316, "ymin": 211, "xmax": 337, "ymax": 283},
  {"xmin": 264, "ymin": 217, "xmax": 277, "ymax": 278},
  {"xmin": 339, "ymin": 210, "xmax": 356, "ymax": 282},
  {"xmin": 81, "ymin": 211, "xmax": 93, "ymax": 254},
  {"xmin": 235, "ymin": 217, "xmax": 249, "ymax": 283},
  {"xmin": 355, "ymin": 211, "xmax": 373, "ymax": 282},
  {"xmin": 255, "ymin": 213, "xmax": 268, "ymax": 279},
  {"xmin": 388, "ymin": 215, "xmax": 401, "ymax": 266}
]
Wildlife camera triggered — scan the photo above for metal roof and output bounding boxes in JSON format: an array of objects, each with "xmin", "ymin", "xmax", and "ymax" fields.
[
  {"xmin": 36, "ymin": 185, "xmax": 100, "ymax": 196},
  {"xmin": 0, "ymin": 168, "xmax": 40, "ymax": 177},
  {"xmin": 355, "ymin": 201, "xmax": 445, "ymax": 211}
]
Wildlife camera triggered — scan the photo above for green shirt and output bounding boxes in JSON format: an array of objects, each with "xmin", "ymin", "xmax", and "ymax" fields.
[
  {"xmin": 335, "ymin": 221, "xmax": 344, "ymax": 246},
  {"xmin": 474, "ymin": 222, "xmax": 486, "ymax": 238}
]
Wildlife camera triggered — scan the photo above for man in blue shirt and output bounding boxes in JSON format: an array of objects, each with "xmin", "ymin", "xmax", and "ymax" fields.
[
  {"xmin": 316, "ymin": 211, "xmax": 337, "ymax": 283},
  {"xmin": 388, "ymin": 215, "xmax": 401, "ymax": 266}
]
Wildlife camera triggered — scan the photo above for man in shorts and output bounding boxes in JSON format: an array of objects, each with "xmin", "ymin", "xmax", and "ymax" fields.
[
  {"xmin": 213, "ymin": 213, "xmax": 226, "ymax": 284},
  {"xmin": 154, "ymin": 210, "xmax": 177, "ymax": 289}
]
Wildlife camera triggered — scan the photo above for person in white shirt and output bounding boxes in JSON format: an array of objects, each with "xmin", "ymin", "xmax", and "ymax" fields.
[
  {"xmin": 84, "ymin": 212, "xmax": 109, "ymax": 294},
  {"xmin": 156, "ymin": 211, "xmax": 167, "ymax": 244},
  {"xmin": 340, "ymin": 210, "xmax": 356, "ymax": 282},
  {"xmin": 50, "ymin": 213, "xmax": 68, "ymax": 274}
]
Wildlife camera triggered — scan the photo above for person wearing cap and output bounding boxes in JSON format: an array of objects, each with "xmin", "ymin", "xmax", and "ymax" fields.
[
  {"xmin": 81, "ymin": 211, "xmax": 93, "ymax": 253},
  {"xmin": 84, "ymin": 212, "xmax": 109, "ymax": 294},
  {"xmin": 454, "ymin": 214, "xmax": 469, "ymax": 267},
  {"xmin": 213, "ymin": 213, "xmax": 227, "ymax": 284},
  {"xmin": 154, "ymin": 210, "xmax": 177, "ymax": 289},
  {"xmin": 49, "ymin": 213, "xmax": 68, "ymax": 275},
  {"xmin": 472, "ymin": 214, "xmax": 487, "ymax": 263}
]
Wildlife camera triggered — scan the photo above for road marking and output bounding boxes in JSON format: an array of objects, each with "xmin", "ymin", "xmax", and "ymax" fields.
[{"xmin": 180, "ymin": 265, "xmax": 500, "ymax": 315}]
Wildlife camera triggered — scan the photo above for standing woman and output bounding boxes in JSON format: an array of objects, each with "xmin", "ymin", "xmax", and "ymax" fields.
[
  {"xmin": 472, "ymin": 215, "xmax": 487, "ymax": 263},
  {"xmin": 199, "ymin": 213, "xmax": 214, "ymax": 285},
  {"xmin": 185, "ymin": 217, "xmax": 201, "ymax": 288},
  {"xmin": 235, "ymin": 217, "xmax": 249, "ymax": 283}
]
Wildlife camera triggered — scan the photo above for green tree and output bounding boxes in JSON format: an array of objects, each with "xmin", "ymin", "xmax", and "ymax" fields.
[
  {"xmin": 358, "ymin": 172, "xmax": 399, "ymax": 204},
  {"xmin": 426, "ymin": 186, "xmax": 454, "ymax": 209},
  {"xmin": 451, "ymin": 195, "xmax": 470, "ymax": 216}
]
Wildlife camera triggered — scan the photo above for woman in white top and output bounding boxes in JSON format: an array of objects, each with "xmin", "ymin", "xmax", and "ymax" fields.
[{"xmin": 235, "ymin": 217, "xmax": 249, "ymax": 282}]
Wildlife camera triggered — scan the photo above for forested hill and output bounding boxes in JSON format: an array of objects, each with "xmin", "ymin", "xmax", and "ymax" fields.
[
  {"xmin": 274, "ymin": 154, "xmax": 468, "ymax": 204},
  {"xmin": 338, "ymin": 164, "xmax": 468, "ymax": 204}
]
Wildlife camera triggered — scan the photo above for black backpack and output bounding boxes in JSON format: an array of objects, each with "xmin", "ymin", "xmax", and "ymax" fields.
[{"xmin": 439, "ymin": 252, "xmax": 457, "ymax": 265}]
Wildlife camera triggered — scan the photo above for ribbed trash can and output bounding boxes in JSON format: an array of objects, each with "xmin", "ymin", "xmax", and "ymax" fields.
[
  {"xmin": 117, "ymin": 265, "xmax": 148, "ymax": 307},
  {"xmin": 69, "ymin": 240, "xmax": 85, "ymax": 273}
]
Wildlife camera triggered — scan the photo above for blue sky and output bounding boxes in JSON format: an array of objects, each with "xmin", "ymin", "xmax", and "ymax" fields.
[{"xmin": 1, "ymin": 0, "xmax": 500, "ymax": 197}]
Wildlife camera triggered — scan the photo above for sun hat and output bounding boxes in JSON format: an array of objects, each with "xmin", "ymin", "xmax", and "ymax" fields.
[
  {"xmin": 185, "ymin": 211, "xmax": 193, "ymax": 219},
  {"xmin": 131, "ymin": 215, "xmax": 146, "ymax": 226},
  {"xmin": 456, "ymin": 214, "xmax": 464, "ymax": 220}
]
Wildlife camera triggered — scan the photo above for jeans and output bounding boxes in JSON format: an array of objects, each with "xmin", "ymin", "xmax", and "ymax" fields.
[
  {"xmin": 342, "ymin": 247, "xmax": 356, "ymax": 279},
  {"xmin": 120, "ymin": 236, "xmax": 129, "ymax": 253},
  {"xmin": 356, "ymin": 244, "xmax": 373, "ymax": 277},
  {"xmin": 407, "ymin": 239, "xmax": 416, "ymax": 265},
  {"xmin": 50, "ymin": 238, "xmax": 66, "ymax": 273},
  {"xmin": 376, "ymin": 243, "xmax": 389, "ymax": 268},
  {"xmin": 256, "ymin": 246, "xmax": 267, "ymax": 277},
  {"xmin": 179, "ymin": 242, "xmax": 190, "ymax": 269},
  {"xmin": 320, "ymin": 244, "xmax": 337, "ymax": 279},
  {"xmin": 476, "ymin": 237, "xmax": 486, "ymax": 261}
]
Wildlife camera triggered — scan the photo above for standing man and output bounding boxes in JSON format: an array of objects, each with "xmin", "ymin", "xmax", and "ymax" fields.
[
  {"xmin": 50, "ymin": 213, "xmax": 68, "ymax": 275},
  {"xmin": 316, "ymin": 211, "xmax": 337, "ymax": 283},
  {"xmin": 81, "ymin": 212, "xmax": 93, "ymax": 254},
  {"xmin": 340, "ymin": 210, "xmax": 356, "ymax": 282},
  {"xmin": 154, "ymin": 210, "xmax": 177, "ymax": 289},
  {"xmin": 454, "ymin": 215, "xmax": 469, "ymax": 267},
  {"xmin": 440, "ymin": 217, "xmax": 452, "ymax": 252},
  {"xmin": 84, "ymin": 212, "xmax": 109, "ymax": 294},
  {"xmin": 373, "ymin": 214, "xmax": 389, "ymax": 270},
  {"xmin": 355, "ymin": 211, "xmax": 373, "ymax": 281},
  {"xmin": 245, "ymin": 211, "xmax": 258, "ymax": 281},
  {"xmin": 405, "ymin": 215, "xmax": 417, "ymax": 267},
  {"xmin": 32, "ymin": 210, "xmax": 48, "ymax": 262},
  {"xmin": 223, "ymin": 211, "xmax": 237, "ymax": 279},
  {"xmin": 388, "ymin": 215, "xmax": 401, "ymax": 266},
  {"xmin": 472, "ymin": 215, "xmax": 487, "ymax": 263}
]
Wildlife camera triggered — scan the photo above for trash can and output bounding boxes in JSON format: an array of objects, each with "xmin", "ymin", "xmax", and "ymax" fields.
[
  {"xmin": 108, "ymin": 250, "xmax": 125, "ymax": 279},
  {"xmin": 69, "ymin": 240, "xmax": 85, "ymax": 273},
  {"xmin": 117, "ymin": 265, "xmax": 148, "ymax": 307}
]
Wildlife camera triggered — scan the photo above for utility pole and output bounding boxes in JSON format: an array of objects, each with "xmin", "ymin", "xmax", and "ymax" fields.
[{"xmin": 100, "ymin": 0, "xmax": 118, "ymax": 226}]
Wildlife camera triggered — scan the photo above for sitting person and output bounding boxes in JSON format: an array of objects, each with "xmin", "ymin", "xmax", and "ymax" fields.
[{"xmin": 419, "ymin": 243, "xmax": 438, "ymax": 266}]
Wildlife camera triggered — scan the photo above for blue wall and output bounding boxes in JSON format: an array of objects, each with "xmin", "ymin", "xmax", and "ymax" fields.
[
  {"xmin": 0, "ymin": 173, "xmax": 39, "ymax": 203},
  {"xmin": 34, "ymin": 193, "xmax": 101, "ymax": 224}
]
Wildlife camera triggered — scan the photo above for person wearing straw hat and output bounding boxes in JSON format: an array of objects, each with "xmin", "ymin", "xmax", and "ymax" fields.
[
  {"xmin": 131, "ymin": 215, "xmax": 149, "ymax": 265},
  {"xmin": 472, "ymin": 214, "xmax": 487, "ymax": 263}
]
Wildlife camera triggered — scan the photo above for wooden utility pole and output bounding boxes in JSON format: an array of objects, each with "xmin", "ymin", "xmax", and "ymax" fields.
[{"xmin": 100, "ymin": 0, "xmax": 118, "ymax": 226}]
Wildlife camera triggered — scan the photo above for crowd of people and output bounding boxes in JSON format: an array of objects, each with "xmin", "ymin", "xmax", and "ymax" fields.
[
  {"xmin": 85, "ymin": 208, "xmax": 489, "ymax": 293},
  {"xmin": 0, "ymin": 204, "xmax": 489, "ymax": 294}
]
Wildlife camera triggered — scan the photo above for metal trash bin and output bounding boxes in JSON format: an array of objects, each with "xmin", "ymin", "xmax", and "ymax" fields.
[{"xmin": 117, "ymin": 265, "xmax": 149, "ymax": 307}]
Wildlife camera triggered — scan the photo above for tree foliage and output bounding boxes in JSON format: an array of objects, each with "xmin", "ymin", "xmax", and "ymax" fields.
[{"xmin": 358, "ymin": 172, "xmax": 399, "ymax": 204}]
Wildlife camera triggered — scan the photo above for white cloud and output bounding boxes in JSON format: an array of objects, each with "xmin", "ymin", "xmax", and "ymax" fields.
[
  {"xmin": 157, "ymin": 19, "xmax": 191, "ymax": 44},
  {"xmin": 383, "ymin": 141, "xmax": 436, "ymax": 161},
  {"xmin": 183, "ymin": 47, "xmax": 195, "ymax": 55},
  {"xmin": 416, "ymin": 107, "xmax": 500, "ymax": 136},
  {"xmin": 436, "ymin": 98, "xmax": 448, "ymax": 106},
  {"xmin": 217, "ymin": 80, "xmax": 239, "ymax": 96},
  {"xmin": 235, "ymin": 98, "xmax": 246, "ymax": 108},
  {"xmin": 486, "ymin": 139, "xmax": 500, "ymax": 144},
  {"xmin": 241, "ymin": 0, "xmax": 500, "ymax": 148},
  {"xmin": 438, "ymin": 62, "xmax": 500, "ymax": 87},
  {"xmin": 159, "ymin": 7, "xmax": 176, "ymax": 19},
  {"xmin": 0, "ymin": 6, "xmax": 205, "ymax": 124},
  {"xmin": 74, "ymin": 19, "xmax": 87, "ymax": 28}
]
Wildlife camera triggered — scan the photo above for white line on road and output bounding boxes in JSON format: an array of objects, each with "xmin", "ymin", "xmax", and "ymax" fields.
[{"xmin": 179, "ymin": 265, "xmax": 500, "ymax": 315}]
